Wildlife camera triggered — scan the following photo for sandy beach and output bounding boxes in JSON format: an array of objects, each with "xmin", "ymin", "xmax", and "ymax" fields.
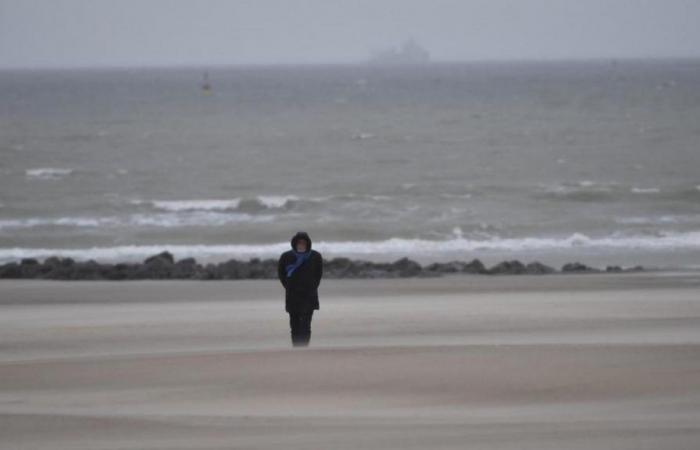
[{"xmin": 2, "ymin": 272, "xmax": 700, "ymax": 449}]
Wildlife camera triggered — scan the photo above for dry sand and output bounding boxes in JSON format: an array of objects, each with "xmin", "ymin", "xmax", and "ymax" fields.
[{"xmin": 1, "ymin": 272, "xmax": 700, "ymax": 449}]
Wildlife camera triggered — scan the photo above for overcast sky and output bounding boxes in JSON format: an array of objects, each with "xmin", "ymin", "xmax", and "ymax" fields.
[{"xmin": 1, "ymin": 0, "xmax": 699, "ymax": 68}]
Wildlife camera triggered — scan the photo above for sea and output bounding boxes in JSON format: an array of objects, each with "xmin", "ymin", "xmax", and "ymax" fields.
[{"xmin": 1, "ymin": 59, "xmax": 699, "ymax": 270}]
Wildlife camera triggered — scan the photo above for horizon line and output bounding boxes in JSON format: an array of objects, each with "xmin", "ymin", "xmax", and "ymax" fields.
[{"xmin": 2, "ymin": 55, "xmax": 700, "ymax": 72}]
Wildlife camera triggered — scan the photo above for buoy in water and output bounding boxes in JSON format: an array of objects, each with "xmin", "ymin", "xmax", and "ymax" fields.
[{"xmin": 201, "ymin": 71, "xmax": 212, "ymax": 94}]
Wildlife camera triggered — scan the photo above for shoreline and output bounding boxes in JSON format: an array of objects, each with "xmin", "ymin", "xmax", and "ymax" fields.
[
  {"xmin": 0, "ymin": 250, "xmax": 652, "ymax": 281},
  {"xmin": 2, "ymin": 270, "xmax": 699, "ymax": 306}
]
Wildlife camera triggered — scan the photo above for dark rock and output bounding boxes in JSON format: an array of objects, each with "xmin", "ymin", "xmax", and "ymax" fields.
[
  {"xmin": 488, "ymin": 260, "xmax": 527, "ymax": 274},
  {"xmin": 424, "ymin": 258, "xmax": 487, "ymax": 275},
  {"xmin": 177, "ymin": 257, "xmax": 197, "ymax": 266},
  {"xmin": 360, "ymin": 270, "xmax": 380, "ymax": 278},
  {"xmin": 260, "ymin": 258, "xmax": 278, "ymax": 278},
  {"xmin": 391, "ymin": 257, "xmax": 423, "ymax": 277},
  {"xmin": 139, "ymin": 252, "xmax": 175, "ymax": 278},
  {"xmin": 325, "ymin": 257, "xmax": 356, "ymax": 277},
  {"xmin": 41, "ymin": 256, "xmax": 79, "ymax": 279},
  {"xmin": 0, "ymin": 252, "xmax": 647, "ymax": 280},
  {"xmin": 20, "ymin": 258, "xmax": 42, "ymax": 278},
  {"xmin": 200, "ymin": 263, "xmax": 221, "ymax": 280},
  {"xmin": 464, "ymin": 259, "xmax": 489, "ymax": 274},
  {"xmin": 525, "ymin": 261, "xmax": 556, "ymax": 274},
  {"xmin": 43, "ymin": 256, "xmax": 62, "ymax": 267},
  {"xmin": 561, "ymin": 262, "xmax": 600, "ymax": 273},
  {"xmin": 72, "ymin": 259, "xmax": 104, "ymax": 280},
  {"xmin": 218, "ymin": 259, "xmax": 248, "ymax": 279},
  {"xmin": 425, "ymin": 261, "xmax": 461, "ymax": 273},
  {"xmin": 103, "ymin": 263, "xmax": 132, "ymax": 280},
  {"xmin": 172, "ymin": 257, "xmax": 200, "ymax": 279},
  {"xmin": 0, "ymin": 262, "xmax": 22, "ymax": 278},
  {"xmin": 144, "ymin": 251, "xmax": 175, "ymax": 265},
  {"xmin": 246, "ymin": 258, "xmax": 264, "ymax": 279}
]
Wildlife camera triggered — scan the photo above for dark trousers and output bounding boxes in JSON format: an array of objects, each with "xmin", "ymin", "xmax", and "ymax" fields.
[{"xmin": 288, "ymin": 310, "xmax": 313, "ymax": 347}]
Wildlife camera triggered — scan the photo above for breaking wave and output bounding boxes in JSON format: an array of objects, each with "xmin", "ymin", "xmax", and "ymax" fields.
[
  {"xmin": 126, "ymin": 193, "xmax": 394, "ymax": 213},
  {"xmin": 129, "ymin": 195, "xmax": 320, "ymax": 212},
  {"xmin": 2, "ymin": 230, "xmax": 700, "ymax": 264},
  {"xmin": 0, "ymin": 211, "xmax": 276, "ymax": 230},
  {"xmin": 25, "ymin": 167, "xmax": 74, "ymax": 180},
  {"xmin": 533, "ymin": 181, "xmax": 700, "ymax": 202}
]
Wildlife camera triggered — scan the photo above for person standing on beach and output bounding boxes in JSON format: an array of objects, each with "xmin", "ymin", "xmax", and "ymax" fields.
[{"xmin": 278, "ymin": 231, "xmax": 323, "ymax": 347}]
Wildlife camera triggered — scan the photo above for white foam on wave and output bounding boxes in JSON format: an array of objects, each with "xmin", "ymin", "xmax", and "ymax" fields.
[
  {"xmin": 25, "ymin": 167, "xmax": 73, "ymax": 180},
  {"xmin": 128, "ymin": 212, "xmax": 275, "ymax": 227},
  {"xmin": 334, "ymin": 193, "xmax": 392, "ymax": 202},
  {"xmin": 147, "ymin": 199, "xmax": 242, "ymax": 212},
  {"xmin": 439, "ymin": 193, "xmax": 472, "ymax": 199},
  {"xmin": 3, "ymin": 230, "xmax": 700, "ymax": 264},
  {"xmin": 0, "ymin": 211, "xmax": 275, "ymax": 230},
  {"xmin": 313, "ymin": 231, "xmax": 700, "ymax": 253},
  {"xmin": 0, "ymin": 217, "xmax": 117, "ymax": 229},
  {"xmin": 631, "ymin": 187, "xmax": 661, "ymax": 194},
  {"xmin": 614, "ymin": 214, "xmax": 700, "ymax": 225},
  {"xmin": 131, "ymin": 195, "xmax": 317, "ymax": 212},
  {"xmin": 256, "ymin": 195, "xmax": 300, "ymax": 208},
  {"xmin": 539, "ymin": 180, "xmax": 618, "ymax": 195},
  {"xmin": 0, "ymin": 244, "xmax": 290, "ymax": 264},
  {"xmin": 351, "ymin": 132, "xmax": 375, "ymax": 140}
]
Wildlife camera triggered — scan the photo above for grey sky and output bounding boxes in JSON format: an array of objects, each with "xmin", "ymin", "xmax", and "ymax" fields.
[{"xmin": 1, "ymin": 0, "xmax": 699, "ymax": 68}]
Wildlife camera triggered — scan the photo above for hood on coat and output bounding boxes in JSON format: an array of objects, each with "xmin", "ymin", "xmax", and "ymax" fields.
[{"xmin": 291, "ymin": 231, "xmax": 312, "ymax": 251}]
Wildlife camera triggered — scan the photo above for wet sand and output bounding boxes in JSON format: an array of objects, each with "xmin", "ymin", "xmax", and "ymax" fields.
[{"xmin": 1, "ymin": 272, "xmax": 700, "ymax": 449}]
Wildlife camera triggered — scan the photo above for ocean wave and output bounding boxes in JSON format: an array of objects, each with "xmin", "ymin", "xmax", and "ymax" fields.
[
  {"xmin": 534, "ymin": 180, "xmax": 619, "ymax": 200},
  {"xmin": 256, "ymin": 195, "xmax": 301, "ymax": 208},
  {"xmin": 133, "ymin": 199, "xmax": 243, "ymax": 212},
  {"xmin": 630, "ymin": 187, "xmax": 661, "ymax": 194},
  {"xmin": 309, "ymin": 231, "xmax": 700, "ymax": 253},
  {"xmin": 0, "ymin": 217, "xmax": 118, "ymax": 229},
  {"xmin": 351, "ymin": 132, "xmax": 375, "ymax": 140},
  {"xmin": 0, "ymin": 211, "xmax": 276, "ymax": 230},
  {"xmin": 130, "ymin": 195, "xmax": 316, "ymax": 212},
  {"xmin": 2, "ymin": 230, "xmax": 700, "ymax": 264},
  {"xmin": 614, "ymin": 214, "xmax": 700, "ymax": 225},
  {"xmin": 545, "ymin": 180, "xmax": 622, "ymax": 190},
  {"xmin": 128, "ymin": 212, "xmax": 276, "ymax": 227},
  {"xmin": 664, "ymin": 186, "xmax": 700, "ymax": 202},
  {"xmin": 25, "ymin": 167, "xmax": 74, "ymax": 180},
  {"xmin": 439, "ymin": 193, "xmax": 473, "ymax": 199},
  {"xmin": 534, "ymin": 181, "xmax": 700, "ymax": 202},
  {"xmin": 126, "ymin": 194, "xmax": 396, "ymax": 213}
]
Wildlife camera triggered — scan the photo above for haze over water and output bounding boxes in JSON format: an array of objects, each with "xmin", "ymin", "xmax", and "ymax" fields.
[{"xmin": 1, "ymin": 59, "xmax": 699, "ymax": 268}]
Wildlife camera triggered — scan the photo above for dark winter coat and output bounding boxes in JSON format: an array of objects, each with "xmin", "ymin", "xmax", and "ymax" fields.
[{"xmin": 278, "ymin": 231, "xmax": 323, "ymax": 313}]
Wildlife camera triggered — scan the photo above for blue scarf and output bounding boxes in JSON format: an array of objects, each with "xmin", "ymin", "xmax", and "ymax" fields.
[{"xmin": 286, "ymin": 249, "xmax": 311, "ymax": 277}]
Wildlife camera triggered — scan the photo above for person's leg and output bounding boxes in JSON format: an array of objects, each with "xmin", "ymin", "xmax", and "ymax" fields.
[
  {"xmin": 289, "ymin": 311, "xmax": 305, "ymax": 347},
  {"xmin": 299, "ymin": 310, "xmax": 313, "ymax": 346},
  {"xmin": 289, "ymin": 311, "xmax": 297, "ymax": 345}
]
